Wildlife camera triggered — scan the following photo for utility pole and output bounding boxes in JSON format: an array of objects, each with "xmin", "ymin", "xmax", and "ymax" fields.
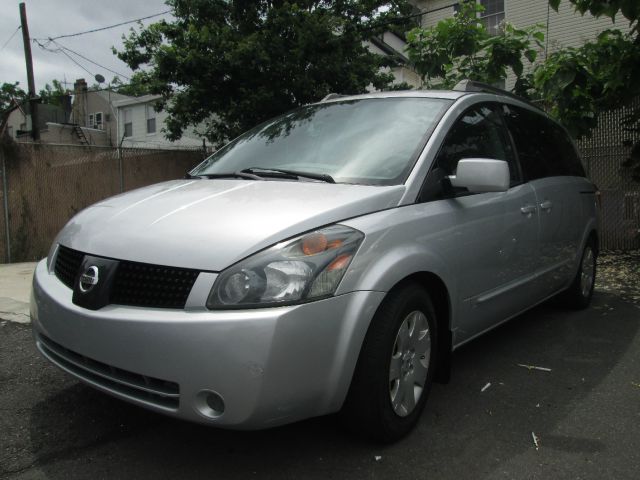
[{"xmin": 19, "ymin": 2, "xmax": 39, "ymax": 141}]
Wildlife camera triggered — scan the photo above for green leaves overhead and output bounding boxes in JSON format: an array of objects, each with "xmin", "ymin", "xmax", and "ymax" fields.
[
  {"xmin": 405, "ymin": 2, "xmax": 544, "ymax": 89},
  {"xmin": 115, "ymin": 0, "xmax": 414, "ymax": 145},
  {"xmin": 405, "ymin": 0, "xmax": 640, "ymax": 180},
  {"xmin": 550, "ymin": 0, "xmax": 640, "ymax": 32},
  {"xmin": 533, "ymin": 28, "xmax": 640, "ymax": 137},
  {"xmin": 538, "ymin": 1, "xmax": 640, "ymax": 180}
]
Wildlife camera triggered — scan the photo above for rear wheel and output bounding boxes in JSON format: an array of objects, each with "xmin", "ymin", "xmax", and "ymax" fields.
[
  {"xmin": 563, "ymin": 238, "xmax": 597, "ymax": 309},
  {"xmin": 341, "ymin": 283, "xmax": 438, "ymax": 442}
]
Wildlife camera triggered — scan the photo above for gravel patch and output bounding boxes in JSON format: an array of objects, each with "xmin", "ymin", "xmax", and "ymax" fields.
[{"xmin": 596, "ymin": 251, "xmax": 640, "ymax": 304}]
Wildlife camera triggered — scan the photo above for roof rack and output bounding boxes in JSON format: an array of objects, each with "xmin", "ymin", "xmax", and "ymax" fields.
[{"xmin": 453, "ymin": 79, "xmax": 544, "ymax": 112}]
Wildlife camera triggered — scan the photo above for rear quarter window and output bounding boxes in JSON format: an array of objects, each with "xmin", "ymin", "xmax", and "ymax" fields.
[{"xmin": 501, "ymin": 104, "xmax": 585, "ymax": 180}]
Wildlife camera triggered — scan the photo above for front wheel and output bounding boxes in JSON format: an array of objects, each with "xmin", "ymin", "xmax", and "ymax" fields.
[{"xmin": 341, "ymin": 283, "xmax": 438, "ymax": 442}]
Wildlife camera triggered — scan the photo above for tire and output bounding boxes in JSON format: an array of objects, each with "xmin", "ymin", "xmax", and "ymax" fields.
[
  {"xmin": 341, "ymin": 283, "xmax": 438, "ymax": 443},
  {"xmin": 562, "ymin": 238, "xmax": 597, "ymax": 309}
]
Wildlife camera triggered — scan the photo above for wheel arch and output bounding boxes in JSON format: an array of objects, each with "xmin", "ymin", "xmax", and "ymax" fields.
[
  {"xmin": 348, "ymin": 271, "xmax": 453, "ymax": 395},
  {"xmin": 394, "ymin": 272, "xmax": 452, "ymax": 384}
]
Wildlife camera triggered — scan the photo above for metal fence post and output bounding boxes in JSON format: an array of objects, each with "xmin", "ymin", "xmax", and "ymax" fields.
[
  {"xmin": 1, "ymin": 148, "xmax": 11, "ymax": 263},
  {"xmin": 118, "ymin": 146, "xmax": 124, "ymax": 193}
]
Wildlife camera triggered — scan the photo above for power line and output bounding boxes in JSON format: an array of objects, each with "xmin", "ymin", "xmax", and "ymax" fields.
[
  {"xmin": 35, "ymin": 10, "xmax": 171, "ymax": 42},
  {"xmin": 48, "ymin": 39, "xmax": 131, "ymax": 80},
  {"xmin": 0, "ymin": 26, "xmax": 21, "ymax": 51},
  {"xmin": 59, "ymin": 48, "xmax": 94, "ymax": 77},
  {"xmin": 34, "ymin": 38, "xmax": 130, "ymax": 82},
  {"xmin": 34, "ymin": 38, "xmax": 95, "ymax": 77}
]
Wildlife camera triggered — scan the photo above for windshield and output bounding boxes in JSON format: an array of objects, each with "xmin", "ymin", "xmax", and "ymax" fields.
[{"xmin": 191, "ymin": 97, "xmax": 452, "ymax": 186}]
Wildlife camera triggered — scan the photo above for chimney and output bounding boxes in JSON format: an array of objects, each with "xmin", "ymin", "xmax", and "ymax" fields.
[
  {"xmin": 71, "ymin": 78, "xmax": 88, "ymax": 126},
  {"xmin": 61, "ymin": 93, "xmax": 72, "ymax": 123}
]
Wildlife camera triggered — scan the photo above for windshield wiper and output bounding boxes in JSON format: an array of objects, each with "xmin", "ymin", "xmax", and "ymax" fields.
[
  {"xmin": 241, "ymin": 167, "xmax": 335, "ymax": 184},
  {"xmin": 192, "ymin": 172, "xmax": 264, "ymax": 180}
]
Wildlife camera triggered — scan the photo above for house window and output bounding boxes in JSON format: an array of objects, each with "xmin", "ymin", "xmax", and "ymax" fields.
[
  {"xmin": 7, "ymin": 126, "xmax": 13, "ymax": 138},
  {"xmin": 88, "ymin": 112, "xmax": 103, "ymax": 130},
  {"xmin": 146, "ymin": 105, "xmax": 156, "ymax": 134},
  {"xmin": 123, "ymin": 109, "xmax": 132, "ymax": 137},
  {"xmin": 479, "ymin": 0, "xmax": 504, "ymax": 35}
]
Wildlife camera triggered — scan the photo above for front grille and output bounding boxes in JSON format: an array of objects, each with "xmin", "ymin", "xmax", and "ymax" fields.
[
  {"xmin": 53, "ymin": 245, "xmax": 200, "ymax": 309},
  {"xmin": 112, "ymin": 261, "xmax": 200, "ymax": 309},
  {"xmin": 54, "ymin": 245, "xmax": 84, "ymax": 288},
  {"xmin": 37, "ymin": 333, "xmax": 180, "ymax": 410}
]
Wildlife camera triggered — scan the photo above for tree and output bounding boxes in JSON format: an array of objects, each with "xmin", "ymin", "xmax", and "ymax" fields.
[
  {"xmin": 535, "ymin": 0, "xmax": 640, "ymax": 180},
  {"xmin": 115, "ymin": 0, "xmax": 413, "ymax": 145},
  {"xmin": 549, "ymin": 0, "xmax": 639, "ymax": 32},
  {"xmin": 38, "ymin": 80, "xmax": 68, "ymax": 108},
  {"xmin": 0, "ymin": 82, "xmax": 27, "ymax": 113},
  {"xmin": 406, "ymin": 0, "xmax": 640, "ymax": 181},
  {"xmin": 110, "ymin": 73, "xmax": 153, "ymax": 97},
  {"xmin": 405, "ymin": 2, "xmax": 544, "ymax": 94}
]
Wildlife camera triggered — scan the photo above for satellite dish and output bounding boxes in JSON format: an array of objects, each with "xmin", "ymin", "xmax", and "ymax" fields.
[{"xmin": 95, "ymin": 74, "xmax": 105, "ymax": 84}]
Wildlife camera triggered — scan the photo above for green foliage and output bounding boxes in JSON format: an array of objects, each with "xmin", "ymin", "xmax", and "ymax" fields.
[
  {"xmin": 536, "ymin": 1, "xmax": 640, "ymax": 180},
  {"xmin": 0, "ymin": 82, "xmax": 27, "ymax": 113},
  {"xmin": 110, "ymin": 73, "xmax": 153, "ymax": 97},
  {"xmin": 115, "ymin": 0, "xmax": 414, "ymax": 144},
  {"xmin": 406, "ymin": 0, "xmax": 640, "ymax": 181},
  {"xmin": 533, "ymin": 29, "xmax": 640, "ymax": 137},
  {"xmin": 406, "ymin": 2, "xmax": 543, "ymax": 89},
  {"xmin": 38, "ymin": 80, "xmax": 67, "ymax": 108},
  {"xmin": 549, "ymin": 0, "xmax": 639, "ymax": 33},
  {"xmin": 406, "ymin": 2, "xmax": 488, "ymax": 85}
]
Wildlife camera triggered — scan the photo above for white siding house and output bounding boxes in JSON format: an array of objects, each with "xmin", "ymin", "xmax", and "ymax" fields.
[
  {"xmin": 113, "ymin": 95, "xmax": 204, "ymax": 149},
  {"xmin": 414, "ymin": 0, "xmax": 630, "ymax": 40},
  {"xmin": 366, "ymin": 31, "xmax": 422, "ymax": 88},
  {"xmin": 411, "ymin": 0, "xmax": 632, "ymax": 88}
]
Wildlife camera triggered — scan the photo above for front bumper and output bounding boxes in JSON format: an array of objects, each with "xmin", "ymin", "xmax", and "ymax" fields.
[{"xmin": 31, "ymin": 260, "xmax": 385, "ymax": 428}]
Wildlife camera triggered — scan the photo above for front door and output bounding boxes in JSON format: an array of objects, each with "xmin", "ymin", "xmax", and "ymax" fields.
[{"xmin": 428, "ymin": 103, "xmax": 540, "ymax": 342}]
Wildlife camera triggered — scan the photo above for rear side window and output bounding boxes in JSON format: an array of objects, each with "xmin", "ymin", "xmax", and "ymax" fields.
[
  {"xmin": 435, "ymin": 103, "xmax": 520, "ymax": 183},
  {"xmin": 501, "ymin": 104, "xmax": 585, "ymax": 180}
]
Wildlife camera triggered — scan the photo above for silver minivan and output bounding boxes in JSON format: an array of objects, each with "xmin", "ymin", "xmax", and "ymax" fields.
[{"xmin": 31, "ymin": 82, "xmax": 599, "ymax": 442}]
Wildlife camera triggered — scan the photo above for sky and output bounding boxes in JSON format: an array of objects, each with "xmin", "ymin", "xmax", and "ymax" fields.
[{"xmin": 0, "ymin": 0, "xmax": 173, "ymax": 92}]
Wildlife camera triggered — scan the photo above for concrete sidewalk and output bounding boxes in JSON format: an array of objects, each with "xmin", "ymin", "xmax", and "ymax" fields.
[{"xmin": 0, "ymin": 262, "xmax": 37, "ymax": 324}]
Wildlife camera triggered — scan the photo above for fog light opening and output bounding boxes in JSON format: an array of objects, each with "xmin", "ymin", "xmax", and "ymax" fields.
[
  {"xmin": 195, "ymin": 390, "xmax": 225, "ymax": 419},
  {"xmin": 205, "ymin": 392, "xmax": 225, "ymax": 414}
]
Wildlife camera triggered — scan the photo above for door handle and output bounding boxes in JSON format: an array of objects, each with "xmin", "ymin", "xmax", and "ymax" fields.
[
  {"xmin": 520, "ymin": 204, "xmax": 537, "ymax": 215},
  {"xmin": 540, "ymin": 200, "xmax": 553, "ymax": 211}
]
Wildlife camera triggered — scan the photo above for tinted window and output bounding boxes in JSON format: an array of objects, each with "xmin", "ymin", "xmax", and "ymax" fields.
[
  {"xmin": 191, "ymin": 98, "xmax": 452, "ymax": 186},
  {"xmin": 501, "ymin": 104, "xmax": 585, "ymax": 180},
  {"xmin": 435, "ymin": 103, "xmax": 520, "ymax": 183}
]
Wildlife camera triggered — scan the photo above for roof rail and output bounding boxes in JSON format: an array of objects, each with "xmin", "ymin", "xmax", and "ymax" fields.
[
  {"xmin": 453, "ymin": 79, "xmax": 544, "ymax": 112},
  {"xmin": 320, "ymin": 93, "xmax": 348, "ymax": 102}
]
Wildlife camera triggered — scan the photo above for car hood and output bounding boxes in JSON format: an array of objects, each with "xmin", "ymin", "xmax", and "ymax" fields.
[{"xmin": 56, "ymin": 179, "xmax": 404, "ymax": 271}]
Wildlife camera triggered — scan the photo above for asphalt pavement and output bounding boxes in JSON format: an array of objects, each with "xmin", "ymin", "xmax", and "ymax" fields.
[{"xmin": 1, "ymin": 267, "xmax": 639, "ymax": 479}]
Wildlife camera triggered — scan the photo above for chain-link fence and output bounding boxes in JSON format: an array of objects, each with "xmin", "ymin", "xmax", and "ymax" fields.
[
  {"xmin": 0, "ymin": 142, "xmax": 207, "ymax": 263},
  {"xmin": 577, "ymin": 99, "xmax": 640, "ymax": 251}
]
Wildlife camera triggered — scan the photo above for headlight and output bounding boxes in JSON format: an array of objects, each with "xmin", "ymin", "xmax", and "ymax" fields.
[{"xmin": 207, "ymin": 225, "xmax": 364, "ymax": 309}]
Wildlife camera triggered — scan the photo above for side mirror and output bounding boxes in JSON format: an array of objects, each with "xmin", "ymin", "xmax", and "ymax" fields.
[{"xmin": 448, "ymin": 158, "xmax": 510, "ymax": 193}]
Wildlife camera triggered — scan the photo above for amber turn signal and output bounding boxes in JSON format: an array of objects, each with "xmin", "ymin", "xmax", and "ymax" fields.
[
  {"xmin": 302, "ymin": 233, "xmax": 328, "ymax": 255},
  {"xmin": 327, "ymin": 254, "xmax": 352, "ymax": 272}
]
